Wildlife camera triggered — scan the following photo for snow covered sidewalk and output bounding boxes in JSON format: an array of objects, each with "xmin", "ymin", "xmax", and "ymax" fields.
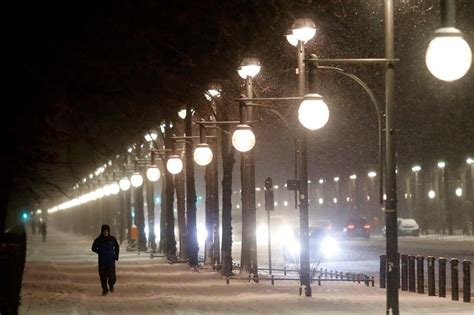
[{"xmin": 19, "ymin": 229, "xmax": 473, "ymax": 314}]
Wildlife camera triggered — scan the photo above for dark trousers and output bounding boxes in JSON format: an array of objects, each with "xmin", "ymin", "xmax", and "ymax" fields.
[{"xmin": 98, "ymin": 264, "xmax": 116, "ymax": 292}]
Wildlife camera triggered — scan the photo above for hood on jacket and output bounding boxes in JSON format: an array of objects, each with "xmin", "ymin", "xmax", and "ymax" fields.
[{"xmin": 101, "ymin": 224, "xmax": 110, "ymax": 234}]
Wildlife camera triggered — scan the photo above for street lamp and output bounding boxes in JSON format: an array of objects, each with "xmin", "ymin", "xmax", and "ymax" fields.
[
  {"xmin": 368, "ymin": 171, "xmax": 377, "ymax": 178},
  {"xmin": 237, "ymin": 57, "xmax": 261, "ymax": 79},
  {"xmin": 146, "ymin": 166, "xmax": 161, "ymax": 182},
  {"xmin": 412, "ymin": 165, "xmax": 422, "ymax": 173},
  {"xmin": 232, "ymin": 124, "xmax": 255, "ymax": 152},
  {"xmin": 467, "ymin": 157, "xmax": 473, "ymax": 165},
  {"xmin": 166, "ymin": 155, "xmax": 183, "ymax": 174},
  {"xmin": 437, "ymin": 161, "xmax": 446, "ymax": 169},
  {"xmin": 119, "ymin": 177, "xmax": 131, "ymax": 191},
  {"xmin": 110, "ymin": 182, "xmax": 120, "ymax": 195},
  {"xmin": 193, "ymin": 125, "xmax": 213, "ymax": 166},
  {"xmin": 130, "ymin": 172, "xmax": 144, "ymax": 188},
  {"xmin": 428, "ymin": 190, "xmax": 436, "ymax": 199},
  {"xmin": 291, "ymin": 18, "xmax": 316, "ymax": 42},
  {"xmin": 193, "ymin": 144, "xmax": 213, "ymax": 166},
  {"xmin": 144, "ymin": 130, "xmax": 158, "ymax": 142},
  {"xmin": 298, "ymin": 93, "xmax": 330, "ymax": 130},
  {"xmin": 425, "ymin": 0, "xmax": 471, "ymax": 81},
  {"xmin": 455, "ymin": 187, "xmax": 463, "ymax": 197}
]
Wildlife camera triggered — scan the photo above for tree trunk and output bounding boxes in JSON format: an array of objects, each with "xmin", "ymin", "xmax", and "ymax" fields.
[
  {"xmin": 220, "ymin": 103, "xmax": 235, "ymax": 276},
  {"xmin": 204, "ymin": 160, "xmax": 214, "ymax": 265},
  {"xmin": 146, "ymin": 179, "xmax": 157, "ymax": 252},
  {"xmin": 159, "ymin": 182, "xmax": 167, "ymax": 253},
  {"xmin": 185, "ymin": 103, "xmax": 199, "ymax": 267},
  {"xmin": 164, "ymin": 123, "xmax": 177, "ymax": 260},
  {"xmin": 135, "ymin": 183, "xmax": 147, "ymax": 251},
  {"xmin": 175, "ymin": 171, "xmax": 187, "ymax": 260},
  {"xmin": 125, "ymin": 188, "xmax": 132, "ymax": 245}
]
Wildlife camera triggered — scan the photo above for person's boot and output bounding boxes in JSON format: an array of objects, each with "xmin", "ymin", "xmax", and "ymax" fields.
[
  {"xmin": 102, "ymin": 290, "xmax": 108, "ymax": 296},
  {"xmin": 109, "ymin": 286, "xmax": 114, "ymax": 293}
]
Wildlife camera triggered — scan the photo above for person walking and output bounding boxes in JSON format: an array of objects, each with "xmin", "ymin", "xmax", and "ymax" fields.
[
  {"xmin": 39, "ymin": 221, "xmax": 47, "ymax": 242},
  {"xmin": 91, "ymin": 224, "xmax": 120, "ymax": 295}
]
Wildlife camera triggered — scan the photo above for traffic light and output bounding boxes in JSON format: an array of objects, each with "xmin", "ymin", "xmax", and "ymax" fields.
[{"xmin": 21, "ymin": 211, "xmax": 29, "ymax": 221}]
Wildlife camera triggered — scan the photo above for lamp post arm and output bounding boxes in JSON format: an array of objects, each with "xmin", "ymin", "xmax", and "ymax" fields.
[
  {"xmin": 244, "ymin": 103, "xmax": 296, "ymax": 140},
  {"xmin": 316, "ymin": 65, "xmax": 385, "ymax": 205}
]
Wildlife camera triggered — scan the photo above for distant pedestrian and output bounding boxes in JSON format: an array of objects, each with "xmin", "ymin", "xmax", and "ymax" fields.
[
  {"xmin": 91, "ymin": 224, "xmax": 120, "ymax": 296},
  {"xmin": 30, "ymin": 216, "xmax": 37, "ymax": 235},
  {"xmin": 39, "ymin": 222, "xmax": 47, "ymax": 242}
]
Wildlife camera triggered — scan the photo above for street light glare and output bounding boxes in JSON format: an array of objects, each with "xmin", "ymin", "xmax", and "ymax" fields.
[
  {"xmin": 166, "ymin": 155, "xmax": 184, "ymax": 174},
  {"xmin": 428, "ymin": 190, "xmax": 436, "ymax": 199},
  {"xmin": 144, "ymin": 130, "xmax": 158, "ymax": 142},
  {"xmin": 130, "ymin": 172, "xmax": 144, "ymax": 188},
  {"xmin": 298, "ymin": 93, "xmax": 329, "ymax": 130},
  {"xmin": 238, "ymin": 57, "xmax": 261, "ymax": 79},
  {"xmin": 178, "ymin": 109, "xmax": 187, "ymax": 120},
  {"xmin": 232, "ymin": 124, "xmax": 256, "ymax": 152},
  {"xmin": 350, "ymin": 174, "xmax": 357, "ymax": 180},
  {"xmin": 146, "ymin": 166, "xmax": 161, "ymax": 182},
  {"xmin": 455, "ymin": 187, "xmax": 463, "ymax": 197},
  {"xmin": 426, "ymin": 28, "xmax": 472, "ymax": 81},
  {"xmin": 110, "ymin": 182, "xmax": 120, "ymax": 195},
  {"xmin": 291, "ymin": 18, "xmax": 316, "ymax": 42},
  {"xmin": 437, "ymin": 161, "xmax": 446, "ymax": 169},
  {"xmin": 119, "ymin": 177, "xmax": 131, "ymax": 191},
  {"xmin": 467, "ymin": 157, "xmax": 473, "ymax": 165},
  {"xmin": 368, "ymin": 171, "xmax": 377, "ymax": 178},
  {"xmin": 193, "ymin": 144, "xmax": 213, "ymax": 166},
  {"xmin": 411, "ymin": 165, "xmax": 421, "ymax": 172}
]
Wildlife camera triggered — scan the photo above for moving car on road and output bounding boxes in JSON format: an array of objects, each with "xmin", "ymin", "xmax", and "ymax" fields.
[{"xmin": 342, "ymin": 216, "xmax": 370, "ymax": 239}]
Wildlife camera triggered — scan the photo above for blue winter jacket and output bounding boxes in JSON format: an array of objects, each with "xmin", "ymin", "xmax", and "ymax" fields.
[{"xmin": 92, "ymin": 235, "xmax": 120, "ymax": 266}]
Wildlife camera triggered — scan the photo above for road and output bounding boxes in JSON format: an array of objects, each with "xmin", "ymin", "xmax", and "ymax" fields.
[{"xmin": 233, "ymin": 235, "xmax": 474, "ymax": 282}]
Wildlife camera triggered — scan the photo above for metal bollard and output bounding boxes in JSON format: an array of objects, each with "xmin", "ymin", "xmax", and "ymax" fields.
[
  {"xmin": 335, "ymin": 271, "xmax": 339, "ymax": 279},
  {"xmin": 401, "ymin": 254, "xmax": 408, "ymax": 291},
  {"xmin": 371, "ymin": 276, "xmax": 375, "ymax": 287},
  {"xmin": 318, "ymin": 275, "xmax": 321, "ymax": 286},
  {"xmin": 226, "ymin": 276, "xmax": 230, "ymax": 285},
  {"xmin": 271, "ymin": 274, "xmax": 274, "ymax": 286},
  {"xmin": 409, "ymin": 255, "xmax": 416, "ymax": 292},
  {"xmin": 427, "ymin": 256, "xmax": 435, "ymax": 296},
  {"xmin": 284, "ymin": 266, "xmax": 287, "ymax": 276},
  {"xmin": 417, "ymin": 255, "xmax": 425, "ymax": 294},
  {"xmin": 439, "ymin": 257, "xmax": 446, "ymax": 298},
  {"xmin": 451, "ymin": 258, "xmax": 459, "ymax": 301},
  {"xmin": 462, "ymin": 260, "xmax": 471, "ymax": 303},
  {"xmin": 380, "ymin": 254, "xmax": 387, "ymax": 288},
  {"xmin": 357, "ymin": 274, "xmax": 360, "ymax": 284},
  {"xmin": 365, "ymin": 275, "xmax": 369, "ymax": 286},
  {"xmin": 330, "ymin": 270, "xmax": 333, "ymax": 279}
]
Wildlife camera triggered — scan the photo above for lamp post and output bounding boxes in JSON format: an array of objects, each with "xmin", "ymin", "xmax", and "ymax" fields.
[
  {"xmin": 466, "ymin": 158, "xmax": 473, "ymax": 235},
  {"xmin": 237, "ymin": 58, "xmax": 260, "ymax": 276},
  {"xmin": 145, "ymin": 131, "xmax": 159, "ymax": 252}
]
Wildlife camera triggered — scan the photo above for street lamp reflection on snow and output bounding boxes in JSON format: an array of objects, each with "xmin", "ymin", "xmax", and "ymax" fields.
[
  {"xmin": 166, "ymin": 155, "xmax": 183, "ymax": 174},
  {"xmin": 146, "ymin": 166, "xmax": 161, "ymax": 182},
  {"xmin": 291, "ymin": 18, "xmax": 316, "ymax": 42},
  {"xmin": 298, "ymin": 93, "xmax": 329, "ymax": 130},
  {"xmin": 232, "ymin": 124, "xmax": 256, "ymax": 152},
  {"xmin": 426, "ymin": 28, "xmax": 472, "ymax": 81},
  {"xmin": 130, "ymin": 172, "xmax": 144, "ymax": 188},
  {"xmin": 428, "ymin": 190, "xmax": 436, "ymax": 199},
  {"xmin": 455, "ymin": 187, "xmax": 463, "ymax": 197},
  {"xmin": 119, "ymin": 177, "xmax": 131, "ymax": 191},
  {"xmin": 193, "ymin": 143, "xmax": 213, "ymax": 166},
  {"xmin": 238, "ymin": 57, "xmax": 261, "ymax": 79}
]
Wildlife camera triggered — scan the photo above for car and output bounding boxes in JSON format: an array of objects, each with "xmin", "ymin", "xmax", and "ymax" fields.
[
  {"xmin": 342, "ymin": 216, "xmax": 370, "ymax": 239},
  {"xmin": 383, "ymin": 218, "xmax": 420, "ymax": 237}
]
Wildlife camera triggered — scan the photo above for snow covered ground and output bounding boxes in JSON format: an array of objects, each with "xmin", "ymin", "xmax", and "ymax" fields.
[{"xmin": 19, "ymin": 229, "xmax": 473, "ymax": 314}]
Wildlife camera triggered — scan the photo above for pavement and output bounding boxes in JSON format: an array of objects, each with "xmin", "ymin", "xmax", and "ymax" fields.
[{"xmin": 19, "ymin": 228, "xmax": 473, "ymax": 314}]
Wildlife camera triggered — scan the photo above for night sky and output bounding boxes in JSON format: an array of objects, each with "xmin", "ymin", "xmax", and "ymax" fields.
[{"xmin": 6, "ymin": 0, "xmax": 474, "ymax": 221}]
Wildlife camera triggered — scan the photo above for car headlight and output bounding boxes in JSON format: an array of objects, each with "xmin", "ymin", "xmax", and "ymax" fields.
[{"xmin": 321, "ymin": 236, "xmax": 339, "ymax": 258}]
